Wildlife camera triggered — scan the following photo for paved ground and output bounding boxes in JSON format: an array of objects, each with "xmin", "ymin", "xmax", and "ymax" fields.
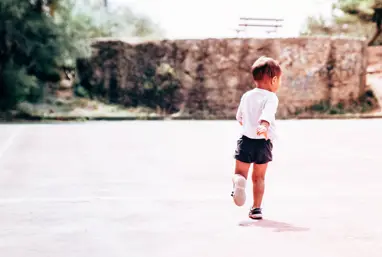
[{"xmin": 1, "ymin": 120, "xmax": 382, "ymax": 257}]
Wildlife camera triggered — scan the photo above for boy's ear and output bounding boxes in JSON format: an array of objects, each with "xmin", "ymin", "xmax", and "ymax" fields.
[{"xmin": 271, "ymin": 76, "xmax": 277, "ymax": 85}]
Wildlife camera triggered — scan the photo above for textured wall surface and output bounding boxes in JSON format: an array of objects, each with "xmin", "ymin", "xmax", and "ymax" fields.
[
  {"xmin": 366, "ymin": 46, "xmax": 382, "ymax": 107},
  {"xmin": 77, "ymin": 37, "xmax": 367, "ymax": 118},
  {"xmin": 368, "ymin": 46, "xmax": 382, "ymax": 71}
]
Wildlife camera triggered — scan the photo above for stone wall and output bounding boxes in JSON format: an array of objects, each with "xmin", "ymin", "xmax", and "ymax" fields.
[
  {"xmin": 366, "ymin": 46, "xmax": 382, "ymax": 107},
  {"xmin": 368, "ymin": 46, "xmax": 382, "ymax": 72},
  {"xmin": 77, "ymin": 37, "xmax": 368, "ymax": 118}
]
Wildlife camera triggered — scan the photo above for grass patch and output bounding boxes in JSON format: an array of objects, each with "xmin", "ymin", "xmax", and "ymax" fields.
[{"xmin": 15, "ymin": 97, "xmax": 161, "ymax": 120}]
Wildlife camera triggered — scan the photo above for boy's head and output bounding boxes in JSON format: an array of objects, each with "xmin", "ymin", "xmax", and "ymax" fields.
[{"xmin": 251, "ymin": 56, "xmax": 282, "ymax": 92}]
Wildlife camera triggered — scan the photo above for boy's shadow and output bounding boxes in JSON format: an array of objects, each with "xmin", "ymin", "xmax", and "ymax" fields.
[{"xmin": 238, "ymin": 219, "xmax": 309, "ymax": 233}]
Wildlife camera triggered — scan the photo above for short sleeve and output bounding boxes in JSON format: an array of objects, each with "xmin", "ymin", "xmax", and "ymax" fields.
[
  {"xmin": 236, "ymin": 94, "xmax": 245, "ymax": 122},
  {"xmin": 259, "ymin": 94, "xmax": 279, "ymax": 124}
]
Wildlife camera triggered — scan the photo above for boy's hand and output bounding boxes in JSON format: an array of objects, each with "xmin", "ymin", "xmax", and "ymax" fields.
[{"xmin": 256, "ymin": 124, "xmax": 268, "ymax": 139}]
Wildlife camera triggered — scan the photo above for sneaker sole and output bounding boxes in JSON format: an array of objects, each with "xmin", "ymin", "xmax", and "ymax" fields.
[
  {"xmin": 232, "ymin": 176, "xmax": 246, "ymax": 206},
  {"xmin": 249, "ymin": 214, "xmax": 263, "ymax": 220}
]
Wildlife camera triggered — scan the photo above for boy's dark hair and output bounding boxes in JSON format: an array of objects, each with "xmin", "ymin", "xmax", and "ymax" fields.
[{"xmin": 251, "ymin": 56, "xmax": 282, "ymax": 81}]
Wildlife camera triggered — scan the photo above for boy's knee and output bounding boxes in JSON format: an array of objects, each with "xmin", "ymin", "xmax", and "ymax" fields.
[{"xmin": 252, "ymin": 174, "xmax": 265, "ymax": 183}]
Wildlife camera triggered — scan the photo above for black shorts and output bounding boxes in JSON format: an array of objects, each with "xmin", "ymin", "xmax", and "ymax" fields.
[{"xmin": 234, "ymin": 135, "xmax": 273, "ymax": 164}]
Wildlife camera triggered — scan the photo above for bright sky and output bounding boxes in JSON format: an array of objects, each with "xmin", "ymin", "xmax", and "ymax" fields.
[{"xmin": 110, "ymin": 0, "xmax": 335, "ymax": 39}]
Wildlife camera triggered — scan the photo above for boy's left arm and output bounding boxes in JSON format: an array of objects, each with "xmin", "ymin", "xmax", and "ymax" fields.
[{"xmin": 236, "ymin": 95, "xmax": 244, "ymax": 126}]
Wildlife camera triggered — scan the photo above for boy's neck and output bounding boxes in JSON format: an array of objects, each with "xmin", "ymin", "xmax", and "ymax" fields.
[{"xmin": 256, "ymin": 84, "xmax": 272, "ymax": 92}]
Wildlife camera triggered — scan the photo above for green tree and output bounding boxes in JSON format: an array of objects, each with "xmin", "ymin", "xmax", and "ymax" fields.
[
  {"xmin": 302, "ymin": 0, "xmax": 382, "ymax": 46},
  {"xmin": 0, "ymin": 0, "xmax": 163, "ymax": 110},
  {"xmin": 0, "ymin": 0, "xmax": 72, "ymax": 110},
  {"xmin": 62, "ymin": 0, "xmax": 163, "ymax": 40}
]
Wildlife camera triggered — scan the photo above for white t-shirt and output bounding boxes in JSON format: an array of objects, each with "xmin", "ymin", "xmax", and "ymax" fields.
[{"xmin": 236, "ymin": 88, "xmax": 279, "ymax": 141}]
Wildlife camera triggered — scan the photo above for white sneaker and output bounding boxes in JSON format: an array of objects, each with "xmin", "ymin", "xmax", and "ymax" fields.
[{"xmin": 231, "ymin": 174, "xmax": 246, "ymax": 206}]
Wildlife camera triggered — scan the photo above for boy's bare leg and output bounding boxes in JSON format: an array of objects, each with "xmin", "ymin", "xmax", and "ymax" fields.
[
  {"xmin": 232, "ymin": 160, "xmax": 251, "ymax": 206},
  {"xmin": 252, "ymin": 163, "xmax": 268, "ymax": 208},
  {"xmin": 235, "ymin": 160, "xmax": 250, "ymax": 179}
]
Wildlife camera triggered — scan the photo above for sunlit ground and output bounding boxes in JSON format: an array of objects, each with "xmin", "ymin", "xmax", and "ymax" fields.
[{"xmin": 0, "ymin": 120, "xmax": 382, "ymax": 257}]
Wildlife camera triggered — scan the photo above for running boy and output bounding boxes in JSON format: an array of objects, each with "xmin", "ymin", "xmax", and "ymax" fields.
[{"xmin": 231, "ymin": 56, "xmax": 282, "ymax": 220}]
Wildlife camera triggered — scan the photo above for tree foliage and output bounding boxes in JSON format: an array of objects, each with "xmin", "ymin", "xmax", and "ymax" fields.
[
  {"xmin": 0, "ymin": 0, "xmax": 68, "ymax": 109},
  {"xmin": 301, "ymin": 0, "xmax": 382, "ymax": 45},
  {"xmin": 60, "ymin": 0, "xmax": 163, "ymax": 40},
  {"xmin": 0, "ymin": 0, "xmax": 163, "ymax": 110}
]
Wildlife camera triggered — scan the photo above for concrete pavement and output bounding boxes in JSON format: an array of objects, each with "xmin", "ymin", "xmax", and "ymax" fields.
[{"xmin": 1, "ymin": 120, "xmax": 382, "ymax": 257}]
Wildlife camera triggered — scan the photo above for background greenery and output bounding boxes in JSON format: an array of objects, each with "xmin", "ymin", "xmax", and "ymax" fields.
[
  {"xmin": 302, "ymin": 0, "xmax": 382, "ymax": 45},
  {"xmin": 1, "ymin": 0, "xmax": 381, "ymax": 114},
  {"xmin": 0, "ymin": 0, "xmax": 162, "ymax": 111}
]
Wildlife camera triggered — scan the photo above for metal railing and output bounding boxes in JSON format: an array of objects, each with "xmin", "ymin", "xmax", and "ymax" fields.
[{"xmin": 236, "ymin": 17, "xmax": 284, "ymax": 36}]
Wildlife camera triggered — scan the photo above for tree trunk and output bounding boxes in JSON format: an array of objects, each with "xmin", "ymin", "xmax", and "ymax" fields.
[
  {"xmin": 47, "ymin": 0, "xmax": 57, "ymax": 17},
  {"xmin": 368, "ymin": 24, "xmax": 382, "ymax": 46},
  {"xmin": 369, "ymin": 8, "xmax": 382, "ymax": 46}
]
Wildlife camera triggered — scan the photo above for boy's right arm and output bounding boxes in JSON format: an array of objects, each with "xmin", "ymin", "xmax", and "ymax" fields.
[{"xmin": 257, "ymin": 95, "xmax": 279, "ymax": 136}]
